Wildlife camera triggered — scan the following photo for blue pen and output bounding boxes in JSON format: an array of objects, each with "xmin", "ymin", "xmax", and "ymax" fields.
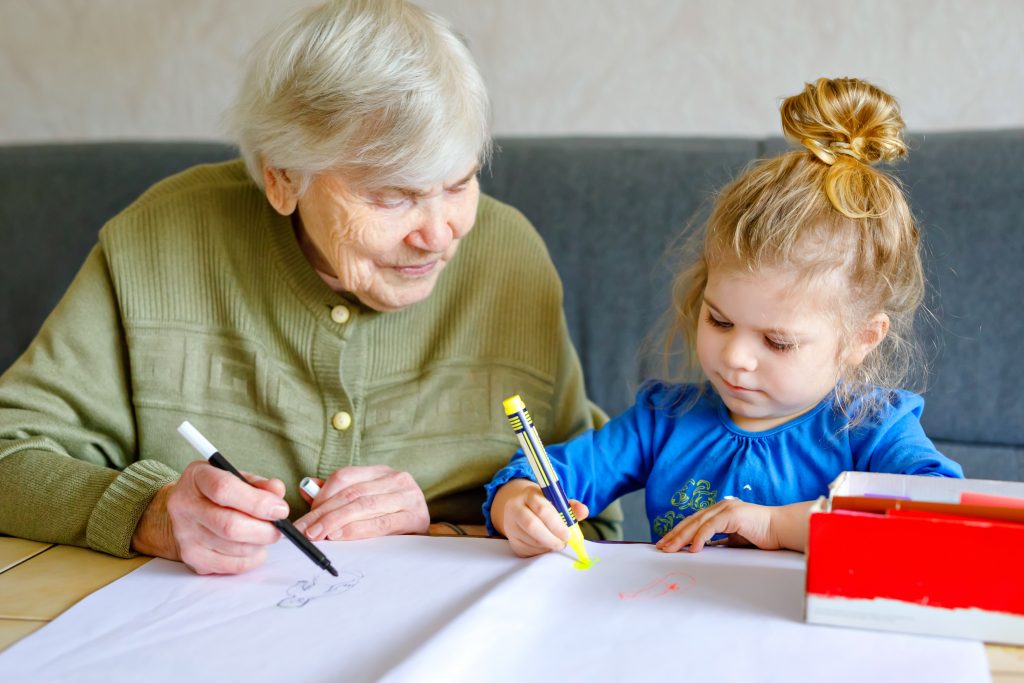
[{"xmin": 502, "ymin": 394, "xmax": 592, "ymax": 567}]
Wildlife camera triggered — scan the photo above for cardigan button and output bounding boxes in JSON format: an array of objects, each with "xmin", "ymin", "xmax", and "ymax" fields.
[
  {"xmin": 330, "ymin": 305, "xmax": 351, "ymax": 324},
  {"xmin": 331, "ymin": 411, "xmax": 353, "ymax": 431}
]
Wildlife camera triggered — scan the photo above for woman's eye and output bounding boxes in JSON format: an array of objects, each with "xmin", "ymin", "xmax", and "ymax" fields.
[
  {"xmin": 766, "ymin": 337, "xmax": 796, "ymax": 352},
  {"xmin": 374, "ymin": 196, "xmax": 409, "ymax": 210},
  {"xmin": 705, "ymin": 312, "xmax": 732, "ymax": 329}
]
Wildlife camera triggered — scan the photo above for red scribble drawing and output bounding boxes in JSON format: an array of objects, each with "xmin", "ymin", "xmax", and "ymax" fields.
[{"xmin": 618, "ymin": 571, "xmax": 696, "ymax": 600}]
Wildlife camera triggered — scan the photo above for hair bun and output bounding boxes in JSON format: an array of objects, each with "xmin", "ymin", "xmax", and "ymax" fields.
[{"xmin": 781, "ymin": 77, "xmax": 907, "ymax": 166}]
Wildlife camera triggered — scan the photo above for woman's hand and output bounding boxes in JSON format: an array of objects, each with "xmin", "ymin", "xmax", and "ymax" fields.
[
  {"xmin": 131, "ymin": 461, "xmax": 288, "ymax": 575},
  {"xmin": 655, "ymin": 499, "xmax": 813, "ymax": 553},
  {"xmin": 293, "ymin": 465, "xmax": 430, "ymax": 541},
  {"xmin": 490, "ymin": 479, "xmax": 589, "ymax": 558}
]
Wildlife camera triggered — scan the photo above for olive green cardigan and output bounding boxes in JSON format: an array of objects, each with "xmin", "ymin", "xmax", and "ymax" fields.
[{"xmin": 0, "ymin": 161, "xmax": 621, "ymax": 557}]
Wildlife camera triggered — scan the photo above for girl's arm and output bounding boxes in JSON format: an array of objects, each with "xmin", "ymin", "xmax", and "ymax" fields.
[{"xmin": 853, "ymin": 390, "xmax": 963, "ymax": 478}]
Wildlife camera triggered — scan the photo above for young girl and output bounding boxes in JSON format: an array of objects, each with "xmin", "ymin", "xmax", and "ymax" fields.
[{"xmin": 484, "ymin": 77, "xmax": 963, "ymax": 558}]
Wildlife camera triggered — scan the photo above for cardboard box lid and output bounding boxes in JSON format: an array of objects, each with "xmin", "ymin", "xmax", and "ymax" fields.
[{"xmin": 825, "ymin": 471, "xmax": 1024, "ymax": 504}]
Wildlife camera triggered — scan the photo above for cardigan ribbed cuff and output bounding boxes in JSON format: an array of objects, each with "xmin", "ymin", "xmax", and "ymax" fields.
[{"xmin": 86, "ymin": 459, "xmax": 180, "ymax": 558}]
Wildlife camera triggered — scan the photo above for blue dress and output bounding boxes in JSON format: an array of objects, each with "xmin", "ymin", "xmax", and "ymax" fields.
[{"xmin": 483, "ymin": 382, "xmax": 963, "ymax": 542}]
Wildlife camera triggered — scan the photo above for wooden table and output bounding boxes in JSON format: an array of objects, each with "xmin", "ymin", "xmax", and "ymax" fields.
[
  {"xmin": 0, "ymin": 537, "xmax": 149, "ymax": 650},
  {"xmin": 1, "ymin": 537, "xmax": 1022, "ymax": 680}
]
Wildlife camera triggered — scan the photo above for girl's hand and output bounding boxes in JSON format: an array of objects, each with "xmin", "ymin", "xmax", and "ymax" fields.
[
  {"xmin": 490, "ymin": 479, "xmax": 590, "ymax": 558},
  {"xmin": 655, "ymin": 499, "xmax": 813, "ymax": 553}
]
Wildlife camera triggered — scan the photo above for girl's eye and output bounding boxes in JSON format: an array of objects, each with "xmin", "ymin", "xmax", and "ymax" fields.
[
  {"xmin": 705, "ymin": 312, "xmax": 732, "ymax": 329},
  {"xmin": 765, "ymin": 337, "xmax": 796, "ymax": 352}
]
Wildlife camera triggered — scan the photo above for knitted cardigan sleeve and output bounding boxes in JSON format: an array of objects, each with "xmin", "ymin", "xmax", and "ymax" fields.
[{"xmin": 0, "ymin": 246, "xmax": 177, "ymax": 557}]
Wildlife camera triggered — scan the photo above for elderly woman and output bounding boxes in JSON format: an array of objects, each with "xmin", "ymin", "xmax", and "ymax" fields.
[{"xmin": 0, "ymin": 0, "xmax": 620, "ymax": 575}]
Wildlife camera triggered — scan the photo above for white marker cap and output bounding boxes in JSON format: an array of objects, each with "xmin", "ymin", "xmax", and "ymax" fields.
[
  {"xmin": 177, "ymin": 421, "xmax": 217, "ymax": 459},
  {"xmin": 299, "ymin": 476, "xmax": 321, "ymax": 498}
]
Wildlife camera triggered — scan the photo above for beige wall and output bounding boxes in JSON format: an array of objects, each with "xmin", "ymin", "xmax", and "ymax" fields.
[{"xmin": 2, "ymin": 0, "xmax": 1021, "ymax": 143}]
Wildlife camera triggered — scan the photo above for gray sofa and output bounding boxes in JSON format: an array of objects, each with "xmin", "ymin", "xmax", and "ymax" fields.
[{"xmin": 2, "ymin": 133, "xmax": 1022, "ymax": 540}]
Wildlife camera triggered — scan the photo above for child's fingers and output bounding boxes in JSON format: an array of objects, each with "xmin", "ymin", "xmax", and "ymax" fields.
[
  {"xmin": 656, "ymin": 518, "xmax": 698, "ymax": 552},
  {"xmin": 524, "ymin": 495, "xmax": 572, "ymax": 543},
  {"xmin": 656, "ymin": 504, "xmax": 727, "ymax": 552},
  {"xmin": 504, "ymin": 495, "xmax": 576, "ymax": 556},
  {"xmin": 569, "ymin": 499, "xmax": 589, "ymax": 522},
  {"xmin": 501, "ymin": 486, "xmax": 581, "ymax": 558},
  {"xmin": 684, "ymin": 516, "xmax": 727, "ymax": 553},
  {"xmin": 507, "ymin": 512, "xmax": 570, "ymax": 557}
]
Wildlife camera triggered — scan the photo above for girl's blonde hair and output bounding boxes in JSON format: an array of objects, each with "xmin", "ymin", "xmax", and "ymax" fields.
[{"xmin": 668, "ymin": 77, "xmax": 924, "ymax": 422}]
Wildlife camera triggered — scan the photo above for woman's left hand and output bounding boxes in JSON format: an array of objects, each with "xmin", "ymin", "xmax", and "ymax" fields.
[
  {"xmin": 654, "ymin": 499, "xmax": 813, "ymax": 553},
  {"xmin": 293, "ymin": 465, "xmax": 430, "ymax": 541}
]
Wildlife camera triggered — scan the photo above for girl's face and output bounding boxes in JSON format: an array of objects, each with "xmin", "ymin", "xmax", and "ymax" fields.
[{"xmin": 696, "ymin": 265, "xmax": 848, "ymax": 432}]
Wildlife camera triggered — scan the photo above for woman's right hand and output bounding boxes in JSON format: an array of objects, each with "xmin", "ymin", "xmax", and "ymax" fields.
[
  {"xmin": 131, "ymin": 460, "xmax": 289, "ymax": 575},
  {"xmin": 490, "ymin": 479, "xmax": 589, "ymax": 558}
]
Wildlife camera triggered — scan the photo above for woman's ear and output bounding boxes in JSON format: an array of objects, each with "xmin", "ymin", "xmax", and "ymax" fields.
[
  {"xmin": 846, "ymin": 313, "xmax": 890, "ymax": 367},
  {"xmin": 262, "ymin": 165, "xmax": 299, "ymax": 216}
]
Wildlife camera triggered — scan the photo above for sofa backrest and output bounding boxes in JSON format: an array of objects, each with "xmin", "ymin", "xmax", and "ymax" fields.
[
  {"xmin": 1, "ymin": 142, "xmax": 239, "ymax": 368},
  {"xmin": 2, "ymin": 135, "xmax": 1022, "ymax": 539}
]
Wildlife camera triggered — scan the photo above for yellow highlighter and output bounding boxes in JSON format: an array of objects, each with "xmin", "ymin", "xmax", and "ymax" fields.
[{"xmin": 502, "ymin": 394, "xmax": 593, "ymax": 569}]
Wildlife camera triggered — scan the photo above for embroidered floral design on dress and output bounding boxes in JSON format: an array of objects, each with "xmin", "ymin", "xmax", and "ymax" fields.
[{"xmin": 652, "ymin": 478, "xmax": 718, "ymax": 538}]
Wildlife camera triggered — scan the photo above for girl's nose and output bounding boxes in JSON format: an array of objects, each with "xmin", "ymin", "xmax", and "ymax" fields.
[{"xmin": 722, "ymin": 336, "xmax": 758, "ymax": 372}]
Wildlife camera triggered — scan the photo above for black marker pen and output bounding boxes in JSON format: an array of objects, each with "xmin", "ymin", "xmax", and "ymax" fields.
[{"xmin": 177, "ymin": 421, "xmax": 338, "ymax": 577}]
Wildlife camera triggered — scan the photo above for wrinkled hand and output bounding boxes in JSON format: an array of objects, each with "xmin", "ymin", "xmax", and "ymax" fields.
[
  {"xmin": 655, "ymin": 499, "xmax": 813, "ymax": 553},
  {"xmin": 490, "ymin": 479, "xmax": 589, "ymax": 558},
  {"xmin": 293, "ymin": 465, "xmax": 430, "ymax": 541},
  {"xmin": 131, "ymin": 461, "xmax": 288, "ymax": 575}
]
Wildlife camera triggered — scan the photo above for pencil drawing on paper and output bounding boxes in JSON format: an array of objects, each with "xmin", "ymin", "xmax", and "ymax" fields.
[
  {"xmin": 618, "ymin": 571, "xmax": 696, "ymax": 600},
  {"xmin": 277, "ymin": 569, "xmax": 364, "ymax": 608}
]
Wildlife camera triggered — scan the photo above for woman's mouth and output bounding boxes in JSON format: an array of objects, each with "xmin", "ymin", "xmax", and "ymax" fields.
[{"xmin": 392, "ymin": 260, "xmax": 438, "ymax": 277}]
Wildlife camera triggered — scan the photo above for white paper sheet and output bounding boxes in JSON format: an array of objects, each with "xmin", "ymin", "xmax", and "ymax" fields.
[{"xmin": 0, "ymin": 537, "xmax": 989, "ymax": 683}]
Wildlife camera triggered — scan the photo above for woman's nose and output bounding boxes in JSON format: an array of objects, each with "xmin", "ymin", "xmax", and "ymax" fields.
[{"xmin": 407, "ymin": 197, "xmax": 452, "ymax": 252}]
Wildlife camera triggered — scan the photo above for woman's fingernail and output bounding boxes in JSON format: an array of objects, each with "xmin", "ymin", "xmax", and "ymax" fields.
[
  {"xmin": 271, "ymin": 504, "xmax": 288, "ymax": 519},
  {"xmin": 307, "ymin": 523, "xmax": 323, "ymax": 539}
]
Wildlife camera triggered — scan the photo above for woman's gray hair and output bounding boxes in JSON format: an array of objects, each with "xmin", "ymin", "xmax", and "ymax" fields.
[{"xmin": 226, "ymin": 0, "xmax": 492, "ymax": 193}]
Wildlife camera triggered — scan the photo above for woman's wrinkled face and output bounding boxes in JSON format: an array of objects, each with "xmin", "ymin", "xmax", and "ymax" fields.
[{"xmin": 294, "ymin": 161, "xmax": 480, "ymax": 312}]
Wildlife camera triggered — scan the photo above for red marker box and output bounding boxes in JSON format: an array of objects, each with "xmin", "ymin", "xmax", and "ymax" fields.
[{"xmin": 805, "ymin": 471, "xmax": 1024, "ymax": 645}]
